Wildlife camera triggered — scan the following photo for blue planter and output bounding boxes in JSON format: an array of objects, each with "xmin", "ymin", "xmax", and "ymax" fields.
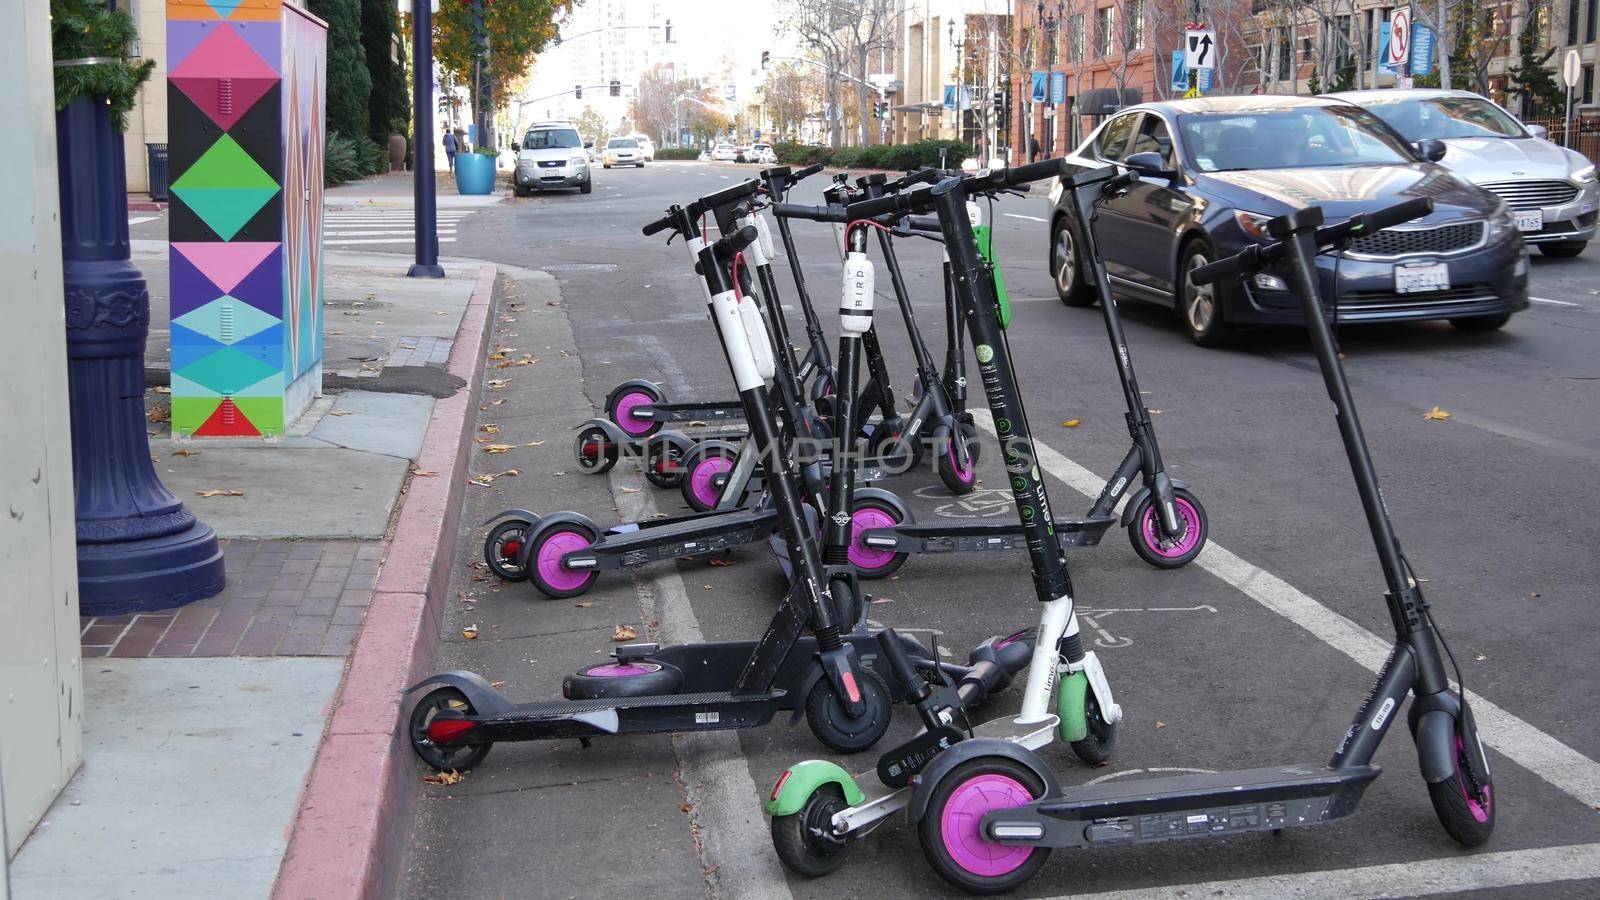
[{"xmin": 456, "ymin": 153, "xmax": 496, "ymax": 195}]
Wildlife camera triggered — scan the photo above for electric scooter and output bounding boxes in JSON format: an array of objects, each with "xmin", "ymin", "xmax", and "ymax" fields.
[
  {"xmin": 405, "ymin": 206, "xmax": 1035, "ymax": 769},
  {"xmin": 779, "ymin": 197, "xmax": 1498, "ymax": 894},
  {"xmin": 857, "ymin": 167, "xmax": 1210, "ymax": 570},
  {"xmin": 485, "ymin": 182, "xmax": 909, "ymax": 598},
  {"xmin": 764, "ymin": 159, "xmax": 1127, "ymax": 877}
]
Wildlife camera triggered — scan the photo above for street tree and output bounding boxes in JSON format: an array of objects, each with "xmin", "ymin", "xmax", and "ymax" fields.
[
  {"xmin": 571, "ymin": 106, "xmax": 613, "ymax": 148},
  {"xmin": 764, "ymin": 62, "xmax": 822, "ymax": 141},
  {"xmin": 435, "ymin": 0, "xmax": 573, "ymax": 144},
  {"xmin": 1506, "ymin": 0, "xmax": 1562, "ymax": 115},
  {"xmin": 629, "ymin": 68, "xmax": 684, "ymax": 146},
  {"xmin": 359, "ymin": 0, "xmax": 408, "ymax": 148},
  {"xmin": 306, "ymin": 0, "xmax": 371, "ymax": 143},
  {"xmin": 778, "ymin": 0, "xmax": 899, "ymax": 147}
]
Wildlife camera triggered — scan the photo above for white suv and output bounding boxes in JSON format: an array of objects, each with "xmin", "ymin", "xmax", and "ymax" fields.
[
  {"xmin": 514, "ymin": 122, "xmax": 591, "ymax": 196},
  {"xmin": 630, "ymin": 134, "xmax": 657, "ymax": 161}
]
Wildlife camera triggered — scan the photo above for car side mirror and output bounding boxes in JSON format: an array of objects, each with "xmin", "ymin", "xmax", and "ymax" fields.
[
  {"xmin": 1123, "ymin": 151, "xmax": 1177, "ymax": 181},
  {"xmin": 1525, "ymin": 124, "xmax": 1548, "ymax": 140},
  {"xmin": 584, "ymin": 142, "xmax": 594, "ymax": 149},
  {"xmin": 1415, "ymin": 139, "xmax": 1447, "ymax": 162},
  {"xmin": 510, "ymin": 142, "xmax": 520, "ymax": 152}
]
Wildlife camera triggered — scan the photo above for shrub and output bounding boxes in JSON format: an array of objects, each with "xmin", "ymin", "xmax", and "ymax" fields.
[
  {"xmin": 474, "ymin": 144, "xmax": 499, "ymax": 157},
  {"xmin": 324, "ymin": 131, "xmax": 368, "ymax": 186},
  {"xmin": 770, "ymin": 139, "xmax": 974, "ymax": 172},
  {"xmin": 656, "ymin": 147, "xmax": 701, "ymax": 160}
]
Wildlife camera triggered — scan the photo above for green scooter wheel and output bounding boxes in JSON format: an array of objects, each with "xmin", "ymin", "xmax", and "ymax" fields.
[{"xmin": 771, "ymin": 785, "xmax": 850, "ymax": 877}]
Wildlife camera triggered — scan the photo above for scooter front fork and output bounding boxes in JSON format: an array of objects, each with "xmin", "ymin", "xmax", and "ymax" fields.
[{"xmin": 1150, "ymin": 470, "xmax": 1184, "ymax": 540}]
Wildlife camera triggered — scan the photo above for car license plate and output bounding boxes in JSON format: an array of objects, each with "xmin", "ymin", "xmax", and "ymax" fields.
[
  {"xmin": 1513, "ymin": 210, "xmax": 1543, "ymax": 232},
  {"xmin": 1394, "ymin": 262, "xmax": 1450, "ymax": 294}
]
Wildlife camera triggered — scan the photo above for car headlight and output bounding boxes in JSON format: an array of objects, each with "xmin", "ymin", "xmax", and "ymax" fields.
[
  {"xmin": 1485, "ymin": 201, "xmax": 1516, "ymax": 241},
  {"xmin": 570, "ymin": 157, "xmax": 587, "ymax": 166},
  {"xmin": 1233, "ymin": 209, "xmax": 1273, "ymax": 240},
  {"xmin": 1575, "ymin": 164, "xmax": 1597, "ymax": 185}
]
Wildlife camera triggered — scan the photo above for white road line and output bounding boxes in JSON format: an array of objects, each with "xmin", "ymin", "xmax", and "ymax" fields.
[
  {"xmin": 1530, "ymin": 295, "xmax": 1581, "ymax": 307},
  {"xmin": 1060, "ymin": 841, "xmax": 1600, "ymax": 900},
  {"xmin": 127, "ymin": 216, "xmax": 157, "ymax": 226},
  {"xmin": 1003, "ymin": 213, "xmax": 1048, "ymax": 222},
  {"xmin": 970, "ymin": 408, "xmax": 1600, "ymax": 812},
  {"xmin": 325, "ymin": 237, "xmax": 457, "ymax": 245},
  {"xmin": 325, "ymin": 229, "xmax": 458, "ymax": 237}
]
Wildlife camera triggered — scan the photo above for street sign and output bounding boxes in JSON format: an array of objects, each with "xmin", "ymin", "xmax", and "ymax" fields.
[
  {"xmin": 723, "ymin": 82, "xmax": 737, "ymax": 102},
  {"xmin": 1030, "ymin": 71, "xmax": 1049, "ymax": 104},
  {"xmin": 1184, "ymin": 29, "xmax": 1217, "ymax": 70},
  {"xmin": 1562, "ymin": 49, "xmax": 1582, "ymax": 88},
  {"xmin": 1386, "ymin": 7, "xmax": 1411, "ymax": 69}
]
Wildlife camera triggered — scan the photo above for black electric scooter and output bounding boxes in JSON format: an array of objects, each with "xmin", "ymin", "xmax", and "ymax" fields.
[
  {"xmin": 405, "ymin": 209, "xmax": 1034, "ymax": 769},
  {"xmin": 889, "ymin": 198, "xmax": 1495, "ymax": 894},
  {"xmin": 854, "ymin": 166, "xmax": 1210, "ymax": 570}
]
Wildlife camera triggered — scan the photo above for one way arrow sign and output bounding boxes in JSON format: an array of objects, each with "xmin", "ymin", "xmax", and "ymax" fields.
[{"xmin": 1185, "ymin": 29, "xmax": 1217, "ymax": 70}]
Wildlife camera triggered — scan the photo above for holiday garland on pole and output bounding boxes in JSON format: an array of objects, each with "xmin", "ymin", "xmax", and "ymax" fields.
[{"xmin": 51, "ymin": 0, "xmax": 156, "ymax": 134}]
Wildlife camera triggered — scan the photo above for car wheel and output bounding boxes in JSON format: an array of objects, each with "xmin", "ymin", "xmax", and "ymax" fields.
[
  {"xmin": 637, "ymin": 161, "xmax": 645, "ymax": 168},
  {"xmin": 513, "ymin": 185, "xmax": 528, "ymax": 198},
  {"xmin": 1051, "ymin": 216, "xmax": 1094, "ymax": 307},
  {"xmin": 603, "ymin": 163, "xmax": 611, "ymax": 169},
  {"xmin": 1179, "ymin": 241, "xmax": 1232, "ymax": 348},
  {"xmin": 1538, "ymin": 240, "xmax": 1587, "ymax": 258},
  {"xmin": 1450, "ymin": 313, "xmax": 1512, "ymax": 332},
  {"xmin": 580, "ymin": 178, "xmax": 592, "ymax": 195}
]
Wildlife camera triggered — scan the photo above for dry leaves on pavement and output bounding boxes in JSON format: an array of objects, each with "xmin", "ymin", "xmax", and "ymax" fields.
[
  {"xmin": 422, "ymin": 770, "xmax": 464, "ymax": 786},
  {"xmin": 194, "ymin": 489, "xmax": 245, "ymax": 498},
  {"xmin": 612, "ymin": 624, "xmax": 639, "ymax": 641},
  {"xmin": 483, "ymin": 444, "xmax": 515, "ymax": 454},
  {"xmin": 480, "ymin": 423, "xmax": 501, "ymax": 434},
  {"xmin": 1061, "ymin": 419, "xmax": 1081, "ymax": 427},
  {"xmin": 469, "ymin": 468, "xmax": 522, "ymax": 485},
  {"xmin": 1423, "ymin": 406, "xmax": 1452, "ymax": 420},
  {"xmin": 462, "ymin": 625, "xmax": 479, "ymax": 640}
]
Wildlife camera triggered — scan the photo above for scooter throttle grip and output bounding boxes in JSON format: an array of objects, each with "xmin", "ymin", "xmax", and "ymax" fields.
[
  {"xmin": 642, "ymin": 211, "xmax": 675, "ymax": 237},
  {"xmin": 1189, "ymin": 244, "xmax": 1260, "ymax": 287},
  {"xmin": 875, "ymin": 628, "xmax": 926, "ymax": 694},
  {"xmin": 792, "ymin": 162, "xmax": 825, "ymax": 182},
  {"xmin": 844, "ymin": 191, "xmax": 906, "ymax": 221},
  {"xmin": 1354, "ymin": 197, "xmax": 1434, "ymax": 235},
  {"xmin": 715, "ymin": 224, "xmax": 761, "ymax": 255},
  {"xmin": 905, "ymin": 215, "xmax": 940, "ymax": 233},
  {"xmin": 695, "ymin": 178, "xmax": 762, "ymax": 212},
  {"xmin": 1004, "ymin": 156, "xmax": 1070, "ymax": 187},
  {"xmin": 1106, "ymin": 169, "xmax": 1141, "ymax": 191},
  {"xmin": 770, "ymin": 202, "xmax": 840, "ymax": 223}
]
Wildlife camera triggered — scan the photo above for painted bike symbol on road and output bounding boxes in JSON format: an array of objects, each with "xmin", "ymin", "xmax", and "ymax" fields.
[
  {"xmin": 915, "ymin": 485, "xmax": 1014, "ymax": 518},
  {"xmin": 1076, "ymin": 604, "xmax": 1217, "ymax": 649}
]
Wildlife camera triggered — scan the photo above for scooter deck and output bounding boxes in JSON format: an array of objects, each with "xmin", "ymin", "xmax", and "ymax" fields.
[
  {"xmin": 635, "ymin": 401, "xmax": 745, "ymax": 423},
  {"xmin": 476, "ymin": 691, "xmax": 787, "ymax": 740},
  {"xmin": 984, "ymin": 763, "xmax": 1381, "ymax": 849},
  {"xmin": 566, "ymin": 507, "xmax": 779, "ymax": 570},
  {"xmin": 861, "ymin": 516, "xmax": 1117, "ymax": 554}
]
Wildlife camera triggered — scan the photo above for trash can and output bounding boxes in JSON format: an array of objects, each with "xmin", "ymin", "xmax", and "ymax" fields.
[{"xmin": 146, "ymin": 143, "xmax": 170, "ymax": 202}]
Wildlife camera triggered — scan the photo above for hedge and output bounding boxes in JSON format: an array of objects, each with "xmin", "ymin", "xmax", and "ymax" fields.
[
  {"xmin": 771, "ymin": 139, "xmax": 973, "ymax": 171},
  {"xmin": 655, "ymin": 147, "xmax": 701, "ymax": 160}
]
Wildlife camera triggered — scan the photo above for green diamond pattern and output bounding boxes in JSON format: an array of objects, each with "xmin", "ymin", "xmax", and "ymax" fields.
[
  {"xmin": 174, "ymin": 346, "xmax": 280, "ymax": 396},
  {"xmin": 172, "ymin": 295, "xmax": 281, "ymax": 345},
  {"xmin": 171, "ymin": 134, "xmax": 280, "ymax": 240}
]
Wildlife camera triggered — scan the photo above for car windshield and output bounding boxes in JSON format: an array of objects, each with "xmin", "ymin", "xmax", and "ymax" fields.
[
  {"xmin": 523, "ymin": 128, "xmax": 581, "ymax": 150},
  {"xmin": 608, "ymin": 139, "xmax": 637, "ymax": 148},
  {"xmin": 1356, "ymin": 95, "xmax": 1527, "ymax": 141},
  {"xmin": 1178, "ymin": 106, "xmax": 1415, "ymax": 172}
]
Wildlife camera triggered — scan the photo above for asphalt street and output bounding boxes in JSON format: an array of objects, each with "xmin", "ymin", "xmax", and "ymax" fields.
[{"xmin": 145, "ymin": 156, "xmax": 1600, "ymax": 897}]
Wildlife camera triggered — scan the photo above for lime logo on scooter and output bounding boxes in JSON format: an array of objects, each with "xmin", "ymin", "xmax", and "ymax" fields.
[{"xmin": 975, "ymin": 344, "xmax": 994, "ymax": 364}]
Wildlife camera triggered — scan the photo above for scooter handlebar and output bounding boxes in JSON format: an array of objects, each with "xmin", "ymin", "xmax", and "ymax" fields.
[
  {"xmin": 770, "ymin": 201, "xmax": 846, "ymax": 223},
  {"xmin": 1189, "ymin": 244, "xmax": 1263, "ymax": 287},
  {"xmin": 642, "ymin": 213, "xmax": 674, "ymax": 237},
  {"xmin": 843, "ymin": 188, "xmax": 928, "ymax": 222},
  {"xmin": 1320, "ymin": 197, "xmax": 1434, "ymax": 244},
  {"xmin": 875, "ymin": 628, "xmax": 927, "ymax": 696},
  {"xmin": 1190, "ymin": 198, "xmax": 1436, "ymax": 287},
  {"xmin": 688, "ymin": 179, "xmax": 762, "ymax": 217},
  {"xmin": 792, "ymin": 162, "xmax": 825, "ymax": 182},
  {"xmin": 710, "ymin": 224, "xmax": 760, "ymax": 256}
]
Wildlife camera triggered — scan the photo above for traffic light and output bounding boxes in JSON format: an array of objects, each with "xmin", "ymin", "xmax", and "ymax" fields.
[
  {"xmin": 664, "ymin": 19, "xmax": 673, "ymax": 43},
  {"xmin": 574, "ymin": 84, "xmax": 582, "ymax": 99},
  {"xmin": 609, "ymin": 80, "xmax": 621, "ymax": 97},
  {"xmin": 761, "ymin": 50, "xmax": 770, "ymax": 70},
  {"xmin": 992, "ymin": 90, "xmax": 1003, "ymax": 113}
]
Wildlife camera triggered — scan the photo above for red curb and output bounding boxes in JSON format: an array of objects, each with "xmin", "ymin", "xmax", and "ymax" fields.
[{"xmin": 273, "ymin": 265, "xmax": 497, "ymax": 900}]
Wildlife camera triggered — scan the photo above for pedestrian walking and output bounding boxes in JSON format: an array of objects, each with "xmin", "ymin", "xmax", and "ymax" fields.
[
  {"xmin": 1028, "ymin": 135, "xmax": 1040, "ymax": 163},
  {"xmin": 442, "ymin": 125, "xmax": 458, "ymax": 172}
]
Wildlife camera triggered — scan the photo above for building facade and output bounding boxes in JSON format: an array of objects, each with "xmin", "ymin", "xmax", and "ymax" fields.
[{"xmin": 895, "ymin": 1, "xmax": 1011, "ymax": 157}]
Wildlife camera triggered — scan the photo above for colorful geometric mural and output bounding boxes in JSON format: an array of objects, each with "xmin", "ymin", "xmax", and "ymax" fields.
[{"xmin": 166, "ymin": 0, "xmax": 325, "ymax": 438}]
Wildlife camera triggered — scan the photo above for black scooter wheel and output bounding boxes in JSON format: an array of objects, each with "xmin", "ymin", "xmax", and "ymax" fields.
[
  {"xmin": 805, "ymin": 668, "xmax": 891, "ymax": 753},
  {"xmin": 409, "ymin": 686, "xmax": 492, "ymax": 772},
  {"xmin": 917, "ymin": 757, "xmax": 1051, "ymax": 895},
  {"xmin": 644, "ymin": 434, "xmax": 688, "ymax": 489},
  {"xmin": 573, "ymin": 425, "xmax": 619, "ymax": 474},
  {"xmin": 1426, "ymin": 735, "xmax": 1496, "ymax": 846},
  {"xmin": 1070, "ymin": 689, "xmax": 1117, "ymax": 766},
  {"xmin": 563, "ymin": 660, "xmax": 684, "ymax": 700},
  {"xmin": 1127, "ymin": 487, "xmax": 1208, "ymax": 569},
  {"xmin": 936, "ymin": 423, "xmax": 982, "ymax": 496},
  {"xmin": 483, "ymin": 518, "xmax": 534, "ymax": 582},
  {"xmin": 771, "ymin": 784, "xmax": 851, "ymax": 877},
  {"xmin": 527, "ymin": 521, "xmax": 602, "ymax": 599}
]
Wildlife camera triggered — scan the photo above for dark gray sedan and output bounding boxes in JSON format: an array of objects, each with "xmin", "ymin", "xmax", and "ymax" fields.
[{"xmin": 1048, "ymin": 95, "xmax": 1529, "ymax": 346}]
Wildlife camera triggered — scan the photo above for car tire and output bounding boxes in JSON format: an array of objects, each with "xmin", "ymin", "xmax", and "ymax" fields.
[
  {"xmin": 603, "ymin": 163, "xmax": 611, "ymax": 169},
  {"xmin": 1178, "ymin": 240, "xmax": 1232, "ymax": 348},
  {"xmin": 637, "ymin": 162, "xmax": 645, "ymax": 168},
  {"xmin": 1538, "ymin": 240, "xmax": 1587, "ymax": 258},
  {"xmin": 1051, "ymin": 215, "xmax": 1095, "ymax": 307},
  {"xmin": 580, "ymin": 178, "xmax": 592, "ymax": 195},
  {"xmin": 513, "ymin": 185, "xmax": 528, "ymax": 198},
  {"xmin": 1450, "ymin": 313, "xmax": 1512, "ymax": 332}
]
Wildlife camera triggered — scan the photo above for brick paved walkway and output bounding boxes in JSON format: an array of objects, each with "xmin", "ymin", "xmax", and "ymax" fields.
[{"xmin": 80, "ymin": 539, "xmax": 379, "ymax": 658}]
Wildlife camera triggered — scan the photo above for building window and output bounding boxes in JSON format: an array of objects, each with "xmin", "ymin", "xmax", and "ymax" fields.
[
  {"xmin": 1096, "ymin": 5, "xmax": 1115, "ymax": 57},
  {"xmin": 1070, "ymin": 13, "xmax": 1086, "ymax": 61},
  {"xmin": 1334, "ymin": 15, "xmax": 1352, "ymax": 68},
  {"xmin": 1588, "ymin": 0, "xmax": 1597, "ymax": 41},
  {"xmin": 1584, "ymin": 64, "xmax": 1595, "ymax": 104},
  {"xmin": 1127, "ymin": 0, "xmax": 1146, "ymax": 51},
  {"xmin": 1570, "ymin": 0, "xmax": 1581, "ymax": 44},
  {"xmin": 1302, "ymin": 36, "xmax": 1313, "ymax": 64},
  {"xmin": 1277, "ymin": 31, "xmax": 1293, "ymax": 80}
]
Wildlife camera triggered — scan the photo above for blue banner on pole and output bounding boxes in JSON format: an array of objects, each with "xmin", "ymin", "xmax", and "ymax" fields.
[
  {"xmin": 1379, "ymin": 23, "xmax": 1401, "ymax": 75},
  {"xmin": 1170, "ymin": 52, "xmax": 1214, "ymax": 93},
  {"xmin": 1031, "ymin": 71, "xmax": 1048, "ymax": 103},
  {"xmin": 1410, "ymin": 24, "xmax": 1434, "ymax": 76},
  {"xmin": 1050, "ymin": 71, "xmax": 1067, "ymax": 105}
]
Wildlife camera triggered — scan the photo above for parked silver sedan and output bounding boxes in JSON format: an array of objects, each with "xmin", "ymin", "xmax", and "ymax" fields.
[{"xmin": 1329, "ymin": 89, "xmax": 1597, "ymax": 257}]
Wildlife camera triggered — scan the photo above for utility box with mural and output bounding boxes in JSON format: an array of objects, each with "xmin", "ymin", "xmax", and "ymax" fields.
[{"xmin": 166, "ymin": 0, "xmax": 326, "ymax": 437}]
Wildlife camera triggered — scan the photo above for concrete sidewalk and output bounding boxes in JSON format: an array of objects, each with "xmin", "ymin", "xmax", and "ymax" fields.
[{"xmin": 7, "ymin": 232, "xmax": 499, "ymax": 898}]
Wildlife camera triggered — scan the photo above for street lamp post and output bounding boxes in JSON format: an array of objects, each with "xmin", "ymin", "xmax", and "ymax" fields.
[
  {"xmin": 54, "ymin": 65, "xmax": 224, "ymax": 614},
  {"xmin": 409, "ymin": 0, "xmax": 444, "ymax": 278}
]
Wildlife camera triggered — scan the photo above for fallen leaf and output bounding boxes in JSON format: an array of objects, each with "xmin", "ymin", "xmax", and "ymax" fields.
[
  {"xmin": 487, "ymin": 379, "xmax": 511, "ymax": 390},
  {"xmin": 708, "ymin": 557, "xmax": 733, "ymax": 567},
  {"xmin": 487, "ymin": 352, "xmax": 508, "ymax": 361},
  {"xmin": 491, "ymin": 398, "xmax": 508, "ymax": 406},
  {"xmin": 480, "ymin": 423, "xmax": 501, "ymax": 434},
  {"xmin": 483, "ymin": 444, "xmax": 515, "ymax": 453},
  {"xmin": 490, "ymin": 681, "xmax": 505, "ymax": 689},
  {"xmin": 703, "ymin": 584, "xmax": 714, "ymax": 590},
  {"xmin": 174, "ymin": 448, "xmax": 201, "ymax": 458},
  {"xmin": 360, "ymin": 363, "xmax": 381, "ymax": 372},
  {"xmin": 1423, "ymin": 405, "xmax": 1452, "ymax": 421},
  {"xmin": 1155, "ymin": 721, "xmax": 1167, "ymax": 728},
  {"xmin": 575, "ymin": 601, "xmax": 593, "ymax": 608},
  {"xmin": 194, "ymin": 489, "xmax": 245, "ymax": 498},
  {"xmin": 422, "ymin": 770, "xmax": 464, "ymax": 785},
  {"xmin": 621, "ymin": 486, "xmax": 641, "ymax": 494},
  {"xmin": 150, "ymin": 454, "xmax": 160, "ymax": 463},
  {"xmin": 1475, "ymin": 654, "xmax": 1486, "ymax": 662},
  {"xmin": 679, "ymin": 802, "xmax": 693, "ymax": 813},
  {"xmin": 147, "ymin": 406, "xmax": 170, "ymax": 423},
  {"xmin": 462, "ymin": 625, "xmax": 479, "ymax": 640},
  {"xmin": 1061, "ymin": 419, "xmax": 1081, "ymax": 427},
  {"xmin": 1149, "ymin": 408, "xmax": 1165, "ymax": 415},
  {"xmin": 612, "ymin": 624, "xmax": 639, "ymax": 641},
  {"xmin": 412, "ymin": 469, "xmax": 438, "ymax": 477},
  {"xmin": 524, "ymin": 440, "xmax": 545, "ymax": 447},
  {"xmin": 154, "ymin": 385, "xmax": 172, "ymax": 394},
  {"xmin": 327, "ymin": 410, "xmax": 352, "ymax": 417}
]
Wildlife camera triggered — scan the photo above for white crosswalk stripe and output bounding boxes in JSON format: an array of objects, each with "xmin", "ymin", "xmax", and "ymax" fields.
[{"xmin": 323, "ymin": 209, "xmax": 470, "ymax": 246}]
